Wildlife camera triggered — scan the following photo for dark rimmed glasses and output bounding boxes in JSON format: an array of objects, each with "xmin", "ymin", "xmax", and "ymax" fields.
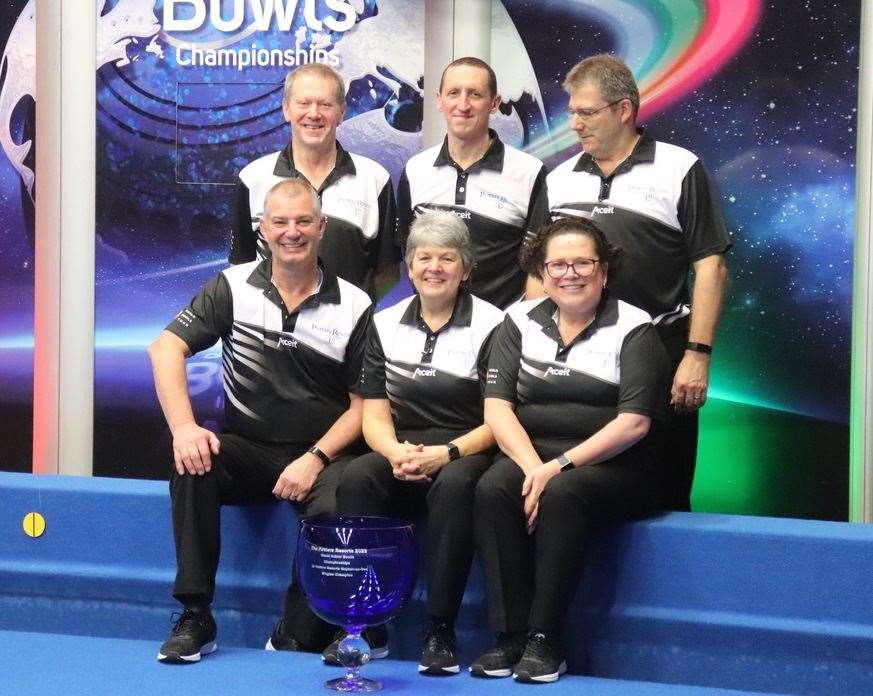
[{"xmin": 543, "ymin": 258, "xmax": 600, "ymax": 279}]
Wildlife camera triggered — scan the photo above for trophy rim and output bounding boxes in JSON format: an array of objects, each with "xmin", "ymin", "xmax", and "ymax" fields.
[{"xmin": 300, "ymin": 515, "xmax": 416, "ymax": 533}]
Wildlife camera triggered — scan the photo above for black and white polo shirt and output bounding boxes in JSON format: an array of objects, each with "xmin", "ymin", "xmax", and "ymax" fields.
[
  {"xmin": 167, "ymin": 258, "xmax": 372, "ymax": 445},
  {"xmin": 230, "ymin": 142, "xmax": 396, "ymax": 298},
  {"xmin": 397, "ymin": 130, "xmax": 549, "ymax": 309},
  {"xmin": 359, "ymin": 291, "xmax": 504, "ymax": 432},
  {"xmin": 485, "ymin": 293, "xmax": 669, "ymax": 449},
  {"xmin": 548, "ymin": 133, "xmax": 731, "ymax": 324}
]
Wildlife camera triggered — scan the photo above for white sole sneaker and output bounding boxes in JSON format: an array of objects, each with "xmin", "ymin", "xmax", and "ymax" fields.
[
  {"xmin": 469, "ymin": 665, "xmax": 512, "ymax": 678},
  {"xmin": 157, "ymin": 641, "xmax": 217, "ymax": 664},
  {"xmin": 418, "ymin": 663, "xmax": 460, "ymax": 675},
  {"xmin": 514, "ymin": 660, "xmax": 567, "ymax": 683}
]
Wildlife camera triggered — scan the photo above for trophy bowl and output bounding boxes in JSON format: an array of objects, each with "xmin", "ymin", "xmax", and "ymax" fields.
[{"xmin": 297, "ymin": 516, "xmax": 417, "ymax": 692}]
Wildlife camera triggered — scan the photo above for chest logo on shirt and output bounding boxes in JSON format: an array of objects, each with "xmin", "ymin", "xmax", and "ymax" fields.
[
  {"xmin": 414, "ymin": 367, "xmax": 436, "ymax": 378},
  {"xmin": 311, "ymin": 323, "xmax": 350, "ymax": 344},
  {"xmin": 279, "ymin": 336, "xmax": 298, "ymax": 349},
  {"xmin": 591, "ymin": 205, "xmax": 615, "ymax": 215},
  {"xmin": 337, "ymin": 195, "xmax": 370, "ymax": 212},
  {"xmin": 628, "ymin": 184, "xmax": 668, "ymax": 202},
  {"xmin": 545, "ymin": 366, "xmax": 571, "ymax": 377},
  {"xmin": 479, "ymin": 190, "xmax": 511, "ymax": 208}
]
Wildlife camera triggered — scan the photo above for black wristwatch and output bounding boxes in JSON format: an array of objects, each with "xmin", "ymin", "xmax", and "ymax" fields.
[
  {"xmin": 307, "ymin": 445, "xmax": 331, "ymax": 466},
  {"xmin": 556, "ymin": 453, "xmax": 574, "ymax": 472},
  {"xmin": 446, "ymin": 442, "xmax": 461, "ymax": 462},
  {"xmin": 686, "ymin": 341, "xmax": 712, "ymax": 355}
]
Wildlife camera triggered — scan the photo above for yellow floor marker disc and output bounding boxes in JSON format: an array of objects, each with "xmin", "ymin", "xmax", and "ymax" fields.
[{"xmin": 22, "ymin": 512, "xmax": 46, "ymax": 538}]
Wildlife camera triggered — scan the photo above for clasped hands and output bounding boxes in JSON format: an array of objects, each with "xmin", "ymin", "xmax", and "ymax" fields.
[{"xmin": 389, "ymin": 441, "xmax": 450, "ymax": 483}]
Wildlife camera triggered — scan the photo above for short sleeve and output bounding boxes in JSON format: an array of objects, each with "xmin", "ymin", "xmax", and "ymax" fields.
[
  {"xmin": 345, "ymin": 308, "xmax": 372, "ymax": 394},
  {"xmin": 374, "ymin": 179, "xmax": 399, "ymax": 268},
  {"xmin": 521, "ymin": 165, "xmax": 550, "ymax": 257},
  {"xmin": 358, "ymin": 322, "xmax": 388, "ymax": 399},
  {"xmin": 617, "ymin": 322, "xmax": 670, "ymax": 421},
  {"xmin": 229, "ymin": 180, "xmax": 257, "ymax": 264},
  {"xmin": 395, "ymin": 168, "xmax": 413, "ymax": 251},
  {"xmin": 677, "ymin": 159, "xmax": 732, "ymax": 262},
  {"xmin": 164, "ymin": 272, "xmax": 233, "ymax": 355},
  {"xmin": 484, "ymin": 315, "xmax": 522, "ymax": 402}
]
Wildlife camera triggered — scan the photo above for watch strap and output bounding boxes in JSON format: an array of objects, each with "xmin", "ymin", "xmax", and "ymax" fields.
[
  {"xmin": 308, "ymin": 445, "xmax": 331, "ymax": 466},
  {"xmin": 686, "ymin": 341, "xmax": 712, "ymax": 355},
  {"xmin": 557, "ymin": 453, "xmax": 574, "ymax": 472}
]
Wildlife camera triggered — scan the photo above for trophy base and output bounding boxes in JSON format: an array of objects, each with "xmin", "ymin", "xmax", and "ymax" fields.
[{"xmin": 325, "ymin": 676, "xmax": 382, "ymax": 692}]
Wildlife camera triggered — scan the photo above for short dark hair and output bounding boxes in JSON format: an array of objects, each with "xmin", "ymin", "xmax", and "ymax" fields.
[
  {"xmin": 522, "ymin": 216, "xmax": 621, "ymax": 280},
  {"xmin": 563, "ymin": 53, "xmax": 640, "ymax": 118},
  {"xmin": 439, "ymin": 56, "xmax": 498, "ymax": 98}
]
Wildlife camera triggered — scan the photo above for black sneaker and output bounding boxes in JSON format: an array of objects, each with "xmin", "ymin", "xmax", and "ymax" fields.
[
  {"xmin": 265, "ymin": 618, "xmax": 316, "ymax": 651},
  {"xmin": 418, "ymin": 619, "xmax": 459, "ymax": 675},
  {"xmin": 157, "ymin": 607, "xmax": 217, "ymax": 664},
  {"xmin": 513, "ymin": 631, "xmax": 567, "ymax": 683},
  {"xmin": 321, "ymin": 625, "xmax": 389, "ymax": 665},
  {"xmin": 469, "ymin": 631, "xmax": 526, "ymax": 678}
]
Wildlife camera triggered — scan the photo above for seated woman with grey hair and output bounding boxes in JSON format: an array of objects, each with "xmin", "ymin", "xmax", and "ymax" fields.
[{"xmin": 328, "ymin": 210, "xmax": 504, "ymax": 676}]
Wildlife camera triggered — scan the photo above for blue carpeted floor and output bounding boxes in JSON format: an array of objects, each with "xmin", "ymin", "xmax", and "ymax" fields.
[{"xmin": 0, "ymin": 630, "xmax": 782, "ymax": 696}]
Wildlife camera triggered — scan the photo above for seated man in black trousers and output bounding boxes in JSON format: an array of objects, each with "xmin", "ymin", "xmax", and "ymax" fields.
[{"xmin": 148, "ymin": 178, "xmax": 372, "ymax": 663}]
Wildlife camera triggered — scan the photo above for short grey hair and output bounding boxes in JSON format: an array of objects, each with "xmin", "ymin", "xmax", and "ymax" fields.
[
  {"xmin": 563, "ymin": 53, "xmax": 640, "ymax": 117},
  {"xmin": 283, "ymin": 63, "xmax": 346, "ymax": 106},
  {"xmin": 262, "ymin": 178, "xmax": 322, "ymax": 218},
  {"xmin": 405, "ymin": 211, "xmax": 475, "ymax": 272}
]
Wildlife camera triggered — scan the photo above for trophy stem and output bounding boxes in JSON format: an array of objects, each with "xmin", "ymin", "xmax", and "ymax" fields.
[{"xmin": 324, "ymin": 626, "xmax": 382, "ymax": 692}]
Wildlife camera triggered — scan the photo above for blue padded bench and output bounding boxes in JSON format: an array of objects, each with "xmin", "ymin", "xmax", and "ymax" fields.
[{"xmin": 1, "ymin": 471, "xmax": 872, "ymax": 694}]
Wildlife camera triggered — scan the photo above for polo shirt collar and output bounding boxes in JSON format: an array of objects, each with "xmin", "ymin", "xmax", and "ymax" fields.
[
  {"xmin": 433, "ymin": 129, "xmax": 505, "ymax": 173},
  {"xmin": 273, "ymin": 141, "xmax": 356, "ymax": 190},
  {"xmin": 572, "ymin": 128, "xmax": 655, "ymax": 176},
  {"xmin": 247, "ymin": 257, "xmax": 341, "ymax": 309},
  {"xmin": 399, "ymin": 289, "xmax": 474, "ymax": 330},
  {"xmin": 527, "ymin": 291, "xmax": 619, "ymax": 344}
]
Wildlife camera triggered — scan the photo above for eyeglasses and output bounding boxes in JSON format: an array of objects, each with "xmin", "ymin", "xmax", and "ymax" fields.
[
  {"xmin": 567, "ymin": 98, "xmax": 625, "ymax": 121},
  {"xmin": 543, "ymin": 259, "xmax": 600, "ymax": 279}
]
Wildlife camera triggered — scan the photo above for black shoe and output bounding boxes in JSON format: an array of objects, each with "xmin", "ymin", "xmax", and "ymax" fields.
[
  {"xmin": 265, "ymin": 618, "xmax": 310, "ymax": 651},
  {"xmin": 513, "ymin": 631, "xmax": 567, "ymax": 683},
  {"xmin": 322, "ymin": 625, "xmax": 389, "ymax": 665},
  {"xmin": 418, "ymin": 619, "xmax": 459, "ymax": 675},
  {"xmin": 157, "ymin": 607, "xmax": 217, "ymax": 664},
  {"xmin": 469, "ymin": 631, "xmax": 526, "ymax": 678}
]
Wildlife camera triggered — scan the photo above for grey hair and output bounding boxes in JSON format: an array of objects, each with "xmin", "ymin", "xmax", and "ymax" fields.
[
  {"xmin": 563, "ymin": 53, "xmax": 640, "ymax": 117},
  {"xmin": 405, "ymin": 211, "xmax": 475, "ymax": 272},
  {"xmin": 263, "ymin": 178, "xmax": 322, "ymax": 218},
  {"xmin": 283, "ymin": 63, "xmax": 346, "ymax": 106}
]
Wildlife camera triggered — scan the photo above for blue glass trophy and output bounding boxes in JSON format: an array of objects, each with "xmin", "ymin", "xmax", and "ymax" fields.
[{"xmin": 297, "ymin": 516, "xmax": 417, "ymax": 692}]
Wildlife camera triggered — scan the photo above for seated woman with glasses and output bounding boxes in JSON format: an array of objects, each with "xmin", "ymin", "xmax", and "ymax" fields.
[
  {"xmin": 470, "ymin": 216, "xmax": 670, "ymax": 684},
  {"xmin": 331, "ymin": 210, "xmax": 504, "ymax": 676}
]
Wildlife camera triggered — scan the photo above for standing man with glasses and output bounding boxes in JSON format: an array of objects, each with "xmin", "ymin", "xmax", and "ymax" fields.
[
  {"xmin": 546, "ymin": 54, "xmax": 731, "ymax": 511},
  {"xmin": 229, "ymin": 63, "xmax": 396, "ymax": 299},
  {"xmin": 397, "ymin": 57, "xmax": 549, "ymax": 309},
  {"xmin": 151, "ymin": 178, "xmax": 372, "ymax": 663}
]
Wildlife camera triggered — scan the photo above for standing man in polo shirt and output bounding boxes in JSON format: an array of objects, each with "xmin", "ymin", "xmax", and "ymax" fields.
[
  {"xmin": 229, "ymin": 63, "xmax": 396, "ymax": 299},
  {"xmin": 546, "ymin": 54, "xmax": 731, "ymax": 511},
  {"xmin": 397, "ymin": 57, "xmax": 549, "ymax": 309},
  {"xmin": 150, "ymin": 178, "xmax": 372, "ymax": 663}
]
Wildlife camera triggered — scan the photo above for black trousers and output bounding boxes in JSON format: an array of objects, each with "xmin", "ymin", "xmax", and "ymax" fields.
[
  {"xmin": 474, "ymin": 451, "xmax": 660, "ymax": 637},
  {"xmin": 169, "ymin": 432, "xmax": 348, "ymax": 648},
  {"xmin": 656, "ymin": 318, "xmax": 699, "ymax": 512},
  {"xmin": 336, "ymin": 428, "xmax": 493, "ymax": 622}
]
